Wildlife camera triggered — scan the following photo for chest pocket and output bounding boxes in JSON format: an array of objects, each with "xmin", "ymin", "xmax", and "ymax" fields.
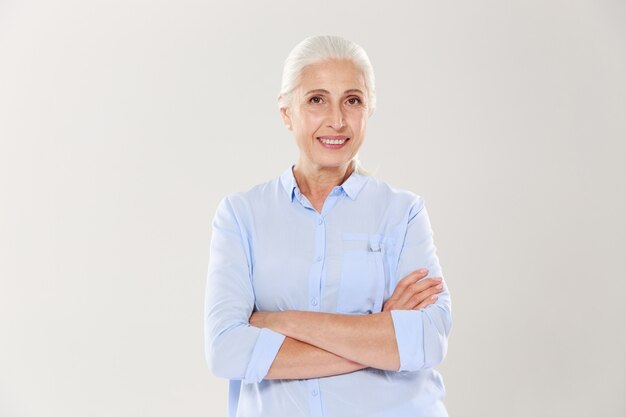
[{"xmin": 337, "ymin": 233, "xmax": 388, "ymax": 315}]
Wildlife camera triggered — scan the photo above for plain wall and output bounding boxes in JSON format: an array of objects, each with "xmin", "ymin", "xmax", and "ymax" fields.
[{"xmin": 1, "ymin": 1, "xmax": 625, "ymax": 416}]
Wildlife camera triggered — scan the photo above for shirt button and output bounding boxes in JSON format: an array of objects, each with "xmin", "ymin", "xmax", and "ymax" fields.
[
  {"xmin": 315, "ymin": 255, "xmax": 322, "ymax": 262},
  {"xmin": 311, "ymin": 388, "xmax": 319, "ymax": 397},
  {"xmin": 317, "ymin": 218, "xmax": 323, "ymax": 225},
  {"xmin": 311, "ymin": 298, "xmax": 318, "ymax": 306}
]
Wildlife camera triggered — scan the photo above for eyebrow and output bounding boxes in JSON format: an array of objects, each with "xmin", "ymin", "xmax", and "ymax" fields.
[{"xmin": 305, "ymin": 89, "xmax": 365, "ymax": 96}]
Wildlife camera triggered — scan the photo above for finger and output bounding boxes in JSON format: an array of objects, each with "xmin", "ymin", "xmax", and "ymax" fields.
[
  {"xmin": 413, "ymin": 284, "xmax": 444, "ymax": 309},
  {"xmin": 384, "ymin": 282, "xmax": 440, "ymax": 311},
  {"xmin": 396, "ymin": 277, "xmax": 442, "ymax": 307},
  {"xmin": 403, "ymin": 279, "xmax": 443, "ymax": 309},
  {"xmin": 390, "ymin": 269, "xmax": 430, "ymax": 303},
  {"xmin": 415, "ymin": 293, "xmax": 439, "ymax": 309},
  {"xmin": 395, "ymin": 268, "xmax": 429, "ymax": 292}
]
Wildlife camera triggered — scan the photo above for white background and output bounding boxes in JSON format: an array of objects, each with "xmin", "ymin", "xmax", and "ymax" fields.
[{"xmin": 1, "ymin": 1, "xmax": 625, "ymax": 416}]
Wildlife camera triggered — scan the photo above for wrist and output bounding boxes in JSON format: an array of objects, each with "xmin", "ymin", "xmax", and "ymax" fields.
[{"xmin": 274, "ymin": 310, "xmax": 293, "ymax": 335}]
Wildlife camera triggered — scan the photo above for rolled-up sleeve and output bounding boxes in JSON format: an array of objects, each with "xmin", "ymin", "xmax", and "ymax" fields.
[
  {"xmin": 204, "ymin": 196, "xmax": 286, "ymax": 384},
  {"xmin": 390, "ymin": 195, "xmax": 452, "ymax": 372}
]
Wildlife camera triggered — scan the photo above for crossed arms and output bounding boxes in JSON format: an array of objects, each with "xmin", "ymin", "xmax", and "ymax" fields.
[
  {"xmin": 249, "ymin": 270, "xmax": 444, "ymax": 379},
  {"xmin": 204, "ymin": 195, "xmax": 452, "ymax": 383}
]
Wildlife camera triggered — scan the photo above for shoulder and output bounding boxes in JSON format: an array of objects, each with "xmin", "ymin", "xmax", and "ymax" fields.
[
  {"xmin": 361, "ymin": 175, "xmax": 426, "ymax": 213},
  {"xmin": 216, "ymin": 175, "xmax": 282, "ymax": 216}
]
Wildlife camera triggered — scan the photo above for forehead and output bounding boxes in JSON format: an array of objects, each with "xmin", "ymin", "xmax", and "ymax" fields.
[{"xmin": 298, "ymin": 59, "xmax": 366, "ymax": 93}]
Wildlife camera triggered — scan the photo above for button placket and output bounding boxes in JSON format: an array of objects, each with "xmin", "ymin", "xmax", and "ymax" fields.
[
  {"xmin": 308, "ymin": 215, "xmax": 325, "ymax": 314},
  {"xmin": 307, "ymin": 215, "xmax": 325, "ymax": 417},
  {"xmin": 307, "ymin": 379, "xmax": 323, "ymax": 417}
]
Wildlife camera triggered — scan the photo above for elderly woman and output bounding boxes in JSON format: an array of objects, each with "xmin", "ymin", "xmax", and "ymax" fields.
[{"xmin": 205, "ymin": 35, "xmax": 452, "ymax": 417}]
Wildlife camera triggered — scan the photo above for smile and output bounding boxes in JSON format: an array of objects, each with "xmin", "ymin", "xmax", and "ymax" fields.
[{"xmin": 317, "ymin": 137, "xmax": 349, "ymax": 145}]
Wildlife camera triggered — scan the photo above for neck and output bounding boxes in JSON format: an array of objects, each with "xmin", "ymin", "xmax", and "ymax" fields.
[{"xmin": 293, "ymin": 161, "xmax": 354, "ymax": 199}]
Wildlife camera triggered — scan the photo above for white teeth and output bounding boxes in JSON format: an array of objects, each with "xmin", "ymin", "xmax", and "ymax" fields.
[{"xmin": 318, "ymin": 138, "xmax": 347, "ymax": 145}]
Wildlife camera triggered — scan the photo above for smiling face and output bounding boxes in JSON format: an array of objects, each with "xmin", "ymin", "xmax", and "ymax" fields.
[{"xmin": 280, "ymin": 58, "xmax": 369, "ymax": 177}]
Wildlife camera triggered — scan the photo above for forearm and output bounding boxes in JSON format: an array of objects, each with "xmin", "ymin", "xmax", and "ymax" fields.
[
  {"xmin": 270, "ymin": 311, "xmax": 400, "ymax": 371},
  {"xmin": 265, "ymin": 336, "xmax": 367, "ymax": 380}
]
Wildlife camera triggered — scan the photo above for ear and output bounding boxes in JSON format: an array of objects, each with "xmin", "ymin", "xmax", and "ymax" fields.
[{"xmin": 278, "ymin": 95, "xmax": 292, "ymax": 130}]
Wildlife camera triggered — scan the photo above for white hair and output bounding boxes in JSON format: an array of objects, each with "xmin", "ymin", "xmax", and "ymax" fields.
[{"xmin": 278, "ymin": 35, "xmax": 375, "ymax": 176}]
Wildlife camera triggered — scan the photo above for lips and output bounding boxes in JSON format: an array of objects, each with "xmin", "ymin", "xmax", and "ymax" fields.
[{"xmin": 317, "ymin": 136, "xmax": 349, "ymax": 140}]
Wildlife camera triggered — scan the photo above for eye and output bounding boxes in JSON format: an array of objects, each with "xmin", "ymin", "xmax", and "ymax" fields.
[
  {"xmin": 347, "ymin": 97, "xmax": 362, "ymax": 105},
  {"xmin": 309, "ymin": 96, "xmax": 323, "ymax": 104}
]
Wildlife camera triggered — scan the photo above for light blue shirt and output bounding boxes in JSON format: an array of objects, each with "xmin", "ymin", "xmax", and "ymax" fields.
[{"xmin": 204, "ymin": 164, "xmax": 452, "ymax": 417}]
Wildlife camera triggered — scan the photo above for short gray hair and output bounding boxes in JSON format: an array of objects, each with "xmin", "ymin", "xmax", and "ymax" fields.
[{"xmin": 278, "ymin": 35, "xmax": 376, "ymax": 117}]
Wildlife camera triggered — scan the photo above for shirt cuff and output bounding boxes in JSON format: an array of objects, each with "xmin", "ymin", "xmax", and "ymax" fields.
[
  {"xmin": 242, "ymin": 327, "xmax": 286, "ymax": 384},
  {"xmin": 390, "ymin": 310, "xmax": 425, "ymax": 372}
]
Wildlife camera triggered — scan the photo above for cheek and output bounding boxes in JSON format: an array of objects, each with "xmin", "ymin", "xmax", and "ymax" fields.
[
  {"xmin": 349, "ymin": 114, "xmax": 367, "ymax": 134},
  {"xmin": 305, "ymin": 111, "xmax": 325, "ymax": 126}
]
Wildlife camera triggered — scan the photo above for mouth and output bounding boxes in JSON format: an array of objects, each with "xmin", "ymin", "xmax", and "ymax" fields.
[{"xmin": 317, "ymin": 136, "xmax": 349, "ymax": 148}]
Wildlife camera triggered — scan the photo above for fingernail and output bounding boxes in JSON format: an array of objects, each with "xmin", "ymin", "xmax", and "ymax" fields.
[
  {"xmin": 431, "ymin": 295, "xmax": 438, "ymax": 300},
  {"xmin": 436, "ymin": 284, "xmax": 443, "ymax": 289},
  {"xmin": 419, "ymin": 268, "xmax": 428, "ymax": 274},
  {"xmin": 435, "ymin": 277, "xmax": 442, "ymax": 281}
]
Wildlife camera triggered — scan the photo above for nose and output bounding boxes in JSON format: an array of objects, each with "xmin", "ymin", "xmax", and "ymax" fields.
[{"xmin": 327, "ymin": 103, "xmax": 345, "ymax": 130}]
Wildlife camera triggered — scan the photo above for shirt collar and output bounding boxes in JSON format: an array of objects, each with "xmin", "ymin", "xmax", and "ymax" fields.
[{"xmin": 279, "ymin": 163, "xmax": 368, "ymax": 202}]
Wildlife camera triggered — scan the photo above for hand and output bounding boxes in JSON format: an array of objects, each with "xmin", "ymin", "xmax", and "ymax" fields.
[{"xmin": 382, "ymin": 269, "xmax": 444, "ymax": 311}]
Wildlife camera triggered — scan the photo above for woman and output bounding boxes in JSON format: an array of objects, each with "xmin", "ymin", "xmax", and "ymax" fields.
[{"xmin": 205, "ymin": 35, "xmax": 452, "ymax": 417}]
